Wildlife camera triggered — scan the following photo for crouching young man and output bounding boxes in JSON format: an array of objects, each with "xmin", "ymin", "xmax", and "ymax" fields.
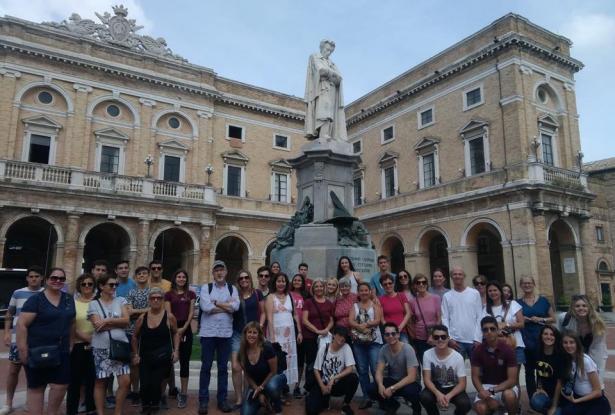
[
  {"xmin": 420, "ymin": 324, "xmax": 471, "ymax": 415},
  {"xmin": 471, "ymin": 316, "xmax": 519, "ymax": 415},
  {"xmin": 305, "ymin": 326, "xmax": 358, "ymax": 415},
  {"xmin": 369, "ymin": 322, "xmax": 421, "ymax": 415}
]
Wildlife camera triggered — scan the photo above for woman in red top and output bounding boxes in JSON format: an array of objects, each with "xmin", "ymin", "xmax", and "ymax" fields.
[
  {"xmin": 333, "ymin": 277, "xmax": 357, "ymax": 329},
  {"xmin": 378, "ymin": 274, "xmax": 412, "ymax": 343},
  {"xmin": 163, "ymin": 269, "xmax": 196, "ymax": 408}
]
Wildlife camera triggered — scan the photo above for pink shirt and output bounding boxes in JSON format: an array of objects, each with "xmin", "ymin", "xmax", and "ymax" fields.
[
  {"xmin": 290, "ymin": 291, "xmax": 304, "ymax": 330},
  {"xmin": 409, "ymin": 294, "xmax": 441, "ymax": 340},
  {"xmin": 333, "ymin": 293, "xmax": 357, "ymax": 328},
  {"xmin": 379, "ymin": 293, "xmax": 409, "ymax": 328}
]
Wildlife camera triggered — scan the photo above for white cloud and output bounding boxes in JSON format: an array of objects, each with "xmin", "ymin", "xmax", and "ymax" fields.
[
  {"xmin": 0, "ymin": 0, "xmax": 154, "ymax": 34},
  {"xmin": 562, "ymin": 13, "xmax": 615, "ymax": 50}
]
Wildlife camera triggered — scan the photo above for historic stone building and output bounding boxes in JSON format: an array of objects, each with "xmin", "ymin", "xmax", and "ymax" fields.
[{"xmin": 0, "ymin": 7, "xmax": 611, "ymax": 308}]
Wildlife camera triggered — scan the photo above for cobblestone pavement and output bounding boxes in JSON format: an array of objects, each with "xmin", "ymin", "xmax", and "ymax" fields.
[{"xmin": 2, "ymin": 322, "xmax": 615, "ymax": 414}]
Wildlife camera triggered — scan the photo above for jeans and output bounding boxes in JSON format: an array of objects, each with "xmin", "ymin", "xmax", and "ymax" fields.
[
  {"xmin": 530, "ymin": 392, "xmax": 560, "ymax": 415},
  {"xmin": 457, "ymin": 342, "xmax": 475, "ymax": 360},
  {"xmin": 240, "ymin": 374, "xmax": 286, "ymax": 415},
  {"xmin": 352, "ymin": 341, "xmax": 381, "ymax": 396},
  {"xmin": 413, "ymin": 339, "xmax": 431, "ymax": 367},
  {"xmin": 420, "ymin": 386, "xmax": 472, "ymax": 415},
  {"xmin": 368, "ymin": 378, "xmax": 421, "ymax": 412},
  {"xmin": 66, "ymin": 343, "xmax": 96, "ymax": 415},
  {"xmin": 560, "ymin": 394, "xmax": 611, "ymax": 415},
  {"xmin": 199, "ymin": 336, "xmax": 232, "ymax": 405},
  {"xmin": 305, "ymin": 373, "xmax": 359, "ymax": 415}
]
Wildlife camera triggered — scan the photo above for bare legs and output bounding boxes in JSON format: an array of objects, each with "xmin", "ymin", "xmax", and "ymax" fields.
[
  {"xmin": 27, "ymin": 384, "xmax": 68, "ymax": 415},
  {"xmin": 231, "ymin": 352, "xmax": 243, "ymax": 406}
]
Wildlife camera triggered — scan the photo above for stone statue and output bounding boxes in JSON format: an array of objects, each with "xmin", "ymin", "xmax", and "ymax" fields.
[
  {"xmin": 305, "ymin": 39, "xmax": 348, "ymax": 142},
  {"xmin": 275, "ymin": 197, "xmax": 314, "ymax": 248}
]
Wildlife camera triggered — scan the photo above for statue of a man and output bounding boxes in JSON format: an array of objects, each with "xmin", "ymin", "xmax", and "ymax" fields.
[{"xmin": 305, "ymin": 39, "xmax": 347, "ymax": 141}]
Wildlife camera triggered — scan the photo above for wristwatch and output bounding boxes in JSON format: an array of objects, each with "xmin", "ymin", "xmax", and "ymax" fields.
[{"xmin": 488, "ymin": 387, "xmax": 495, "ymax": 395}]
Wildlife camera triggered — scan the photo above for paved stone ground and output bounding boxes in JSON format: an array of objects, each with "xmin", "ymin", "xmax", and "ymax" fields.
[{"xmin": 2, "ymin": 319, "xmax": 615, "ymax": 414}]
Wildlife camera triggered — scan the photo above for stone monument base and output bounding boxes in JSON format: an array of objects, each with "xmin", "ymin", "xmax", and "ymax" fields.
[{"xmin": 271, "ymin": 223, "xmax": 376, "ymax": 279}]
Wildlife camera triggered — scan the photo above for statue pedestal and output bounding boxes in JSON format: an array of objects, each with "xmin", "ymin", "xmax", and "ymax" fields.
[
  {"xmin": 288, "ymin": 140, "xmax": 360, "ymax": 223},
  {"xmin": 272, "ymin": 140, "xmax": 376, "ymax": 279}
]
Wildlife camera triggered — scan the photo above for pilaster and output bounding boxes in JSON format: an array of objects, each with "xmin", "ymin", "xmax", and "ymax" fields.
[{"xmin": 63, "ymin": 212, "xmax": 82, "ymax": 286}]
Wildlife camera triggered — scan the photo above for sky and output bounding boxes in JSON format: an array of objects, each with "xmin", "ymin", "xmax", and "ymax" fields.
[{"xmin": 1, "ymin": 0, "xmax": 614, "ymax": 162}]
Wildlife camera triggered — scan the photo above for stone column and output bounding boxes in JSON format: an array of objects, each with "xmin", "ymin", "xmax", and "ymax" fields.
[
  {"xmin": 70, "ymin": 84, "xmax": 92, "ymax": 168},
  {"xmin": 137, "ymin": 98, "xmax": 155, "ymax": 177},
  {"xmin": 0, "ymin": 237, "xmax": 6, "ymax": 267},
  {"xmin": 532, "ymin": 214, "xmax": 554, "ymax": 302},
  {"xmin": 578, "ymin": 219, "xmax": 597, "ymax": 301},
  {"xmin": 136, "ymin": 219, "xmax": 150, "ymax": 266},
  {"xmin": 0, "ymin": 70, "xmax": 22, "ymax": 158},
  {"xmin": 63, "ymin": 213, "xmax": 82, "ymax": 286},
  {"xmin": 196, "ymin": 110, "xmax": 213, "ymax": 184},
  {"xmin": 198, "ymin": 225, "xmax": 212, "ymax": 284}
]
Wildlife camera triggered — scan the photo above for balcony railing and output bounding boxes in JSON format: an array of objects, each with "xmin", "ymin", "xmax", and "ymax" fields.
[
  {"xmin": 528, "ymin": 162, "xmax": 588, "ymax": 190},
  {"xmin": 0, "ymin": 159, "xmax": 217, "ymax": 205}
]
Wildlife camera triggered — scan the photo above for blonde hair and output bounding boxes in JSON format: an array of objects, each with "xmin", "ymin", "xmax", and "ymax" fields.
[
  {"xmin": 325, "ymin": 277, "xmax": 339, "ymax": 298},
  {"xmin": 569, "ymin": 295, "xmax": 606, "ymax": 336}
]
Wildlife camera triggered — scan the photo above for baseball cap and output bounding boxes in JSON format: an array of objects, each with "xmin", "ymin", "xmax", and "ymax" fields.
[{"xmin": 212, "ymin": 260, "xmax": 226, "ymax": 270}]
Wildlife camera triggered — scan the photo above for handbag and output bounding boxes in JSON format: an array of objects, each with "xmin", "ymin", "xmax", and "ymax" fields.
[
  {"xmin": 415, "ymin": 295, "xmax": 434, "ymax": 340},
  {"xmin": 498, "ymin": 303, "xmax": 517, "ymax": 349},
  {"xmin": 97, "ymin": 299, "xmax": 131, "ymax": 363},
  {"xmin": 28, "ymin": 344, "xmax": 61, "ymax": 369},
  {"xmin": 351, "ymin": 303, "xmax": 377, "ymax": 343}
]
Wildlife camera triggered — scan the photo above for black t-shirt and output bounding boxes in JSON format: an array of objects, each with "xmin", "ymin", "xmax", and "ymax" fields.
[
  {"xmin": 21, "ymin": 291, "xmax": 76, "ymax": 352},
  {"xmin": 244, "ymin": 343, "xmax": 276, "ymax": 385},
  {"xmin": 536, "ymin": 351, "xmax": 565, "ymax": 396}
]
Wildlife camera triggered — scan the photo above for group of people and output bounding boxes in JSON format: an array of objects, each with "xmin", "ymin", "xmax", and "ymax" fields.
[{"xmin": 1, "ymin": 254, "xmax": 611, "ymax": 415}]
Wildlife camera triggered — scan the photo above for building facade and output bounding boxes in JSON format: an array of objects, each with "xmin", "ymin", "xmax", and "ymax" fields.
[{"xmin": 0, "ymin": 8, "xmax": 611, "ymax": 308}]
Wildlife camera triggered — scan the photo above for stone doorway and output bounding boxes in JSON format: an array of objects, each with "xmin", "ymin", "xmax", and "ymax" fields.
[
  {"xmin": 153, "ymin": 228, "xmax": 195, "ymax": 279},
  {"xmin": 83, "ymin": 223, "xmax": 131, "ymax": 273},
  {"xmin": 215, "ymin": 236, "xmax": 249, "ymax": 283},
  {"xmin": 548, "ymin": 219, "xmax": 579, "ymax": 310},
  {"xmin": 3, "ymin": 216, "xmax": 58, "ymax": 273},
  {"xmin": 381, "ymin": 236, "xmax": 405, "ymax": 274}
]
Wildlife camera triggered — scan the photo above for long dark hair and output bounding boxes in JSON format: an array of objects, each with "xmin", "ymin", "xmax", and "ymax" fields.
[
  {"xmin": 269, "ymin": 272, "xmax": 290, "ymax": 294},
  {"xmin": 485, "ymin": 280, "xmax": 509, "ymax": 317},
  {"xmin": 538, "ymin": 325, "xmax": 564, "ymax": 357},
  {"xmin": 336, "ymin": 256, "xmax": 355, "ymax": 279},
  {"xmin": 269, "ymin": 261, "xmax": 281, "ymax": 278},
  {"xmin": 561, "ymin": 330, "xmax": 586, "ymax": 379},
  {"xmin": 95, "ymin": 273, "xmax": 117, "ymax": 299},
  {"xmin": 290, "ymin": 273, "xmax": 309, "ymax": 299},
  {"xmin": 238, "ymin": 321, "xmax": 265, "ymax": 370},
  {"xmin": 171, "ymin": 269, "xmax": 190, "ymax": 298},
  {"xmin": 394, "ymin": 269, "xmax": 412, "ymax": 293}
]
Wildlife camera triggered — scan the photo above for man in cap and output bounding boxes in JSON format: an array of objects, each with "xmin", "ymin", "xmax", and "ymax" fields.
[{"xmin": 198, "ymin": 260, "xmax": 239, "ymax": 414}]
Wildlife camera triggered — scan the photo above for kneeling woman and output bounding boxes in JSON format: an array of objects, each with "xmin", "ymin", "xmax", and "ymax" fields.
[
  {"xmin": 132, "ymin": 287, "xmax": 180, "ymax": 414},
  {"xmin": 559, "ymin": 330, "xmax": 610, "ymax": 415},
  {"xmin": 239, "ymin": 322, "xmax": 287, "ymax": 415}
]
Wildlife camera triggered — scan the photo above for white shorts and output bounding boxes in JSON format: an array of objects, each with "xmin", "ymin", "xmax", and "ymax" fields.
[{"xmin": 473, "ymin": 384, "xmax": 519, "ymax": 405}]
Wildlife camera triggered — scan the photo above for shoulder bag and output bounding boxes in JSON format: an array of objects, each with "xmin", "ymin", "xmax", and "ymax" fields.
[
  {"xmin": 498, "ymin": 303, "xmax": 517, "ymax": 349},
  {"xmin": 28, "ymin": 292, "xmax": 71, "ymax": 369},
  {"xmin": 97, "ymin": 299, "xmax": 131, "ymax": 363},
  {"xmin": 351, "ymin": 302, "xmax": 377, "ymax": 343}
]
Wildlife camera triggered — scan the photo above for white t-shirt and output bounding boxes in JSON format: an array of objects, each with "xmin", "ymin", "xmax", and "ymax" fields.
[
  {"xmin": 423, "ymin": 348, "xmax": 466, "ymax": 389},
  {"xmin": 441, "ymin": 287, "xmax": 482, "ymax": 343},
  {"xmin": 314, "ymin": 342, "xmax": 355, "ymax": 384},
  {"xmin": 571, "ymin": 354, "xmax": 601, "ymax": 396},
  {"xmin": 483, "ymin": 300, "xmax": 525, "ymax": 348}
]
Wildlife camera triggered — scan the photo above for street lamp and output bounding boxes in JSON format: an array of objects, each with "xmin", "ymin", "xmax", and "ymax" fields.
[
  {"xmin": 205, "ymin": 163, "xmax": 214, "ymax": 186},
  {"xmin": 144, "ymin": 154, "xmax": 154, "ymax": 178}
]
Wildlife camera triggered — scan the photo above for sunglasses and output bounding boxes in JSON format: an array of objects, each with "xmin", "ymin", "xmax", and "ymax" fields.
[
  {"xmin": 474, "ymin": 281, "xmax": 486, "ymax": 286},
  {"xmin": 415, "ymin": 280, "xmax": 428, "ymax": 286},
  {"xmin": 432, "ymin": 334, "xmax": 449, "ymax": 341},
  {"xmin": 238, "ymin": 276, "xmax": 250, "ymax": 281},
  {"xmin": 81, "ymin": 282, "xmax": 94, "ymax": 287},
  {"xmin": 382, "ymin": 282, "xmax": 393, "ymax": 286},
  {"xmin": 482, "ymin": 326, "xmax": 498, "ymax": 333},
  {"xmin": 398, "ymin": 274, "xmax": 409, "ymax": 279},
  {"xmin": 27, "ymin": 274, "xmax": 42, "ymax": 278},
  {"xmin": 49, "ymin": 275, "xmax": 66, "ymax": 282},
  {"xmin": 258, "ymin": 274, "xmax": 269, "ymax": 278},
  {"xmin": 150, "ymin": 296, "xmax": 163, "ymax": 301},
  {"xmin": 150, "ymin": 266, "xmax": 162, "ymax": 270},
  {"xmin": 107, "ymin": 283, "xmax": 118, "ymax": 288},
  {"xmin": 383, "ymin": 332, "xmax": 398, "ymax": 337}
]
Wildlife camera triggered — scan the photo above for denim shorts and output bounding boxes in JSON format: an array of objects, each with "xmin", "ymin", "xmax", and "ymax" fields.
[
  {"xmin": 515, "ymin": 347, "xmax": 526, "ymax": 365},
  {"xmin": 9, "ymin": 343, "xmax": 21, "ymax": 363},
  {"xmin": 231, "ymin": 330, "xmax": 242, "ymax": 353}
]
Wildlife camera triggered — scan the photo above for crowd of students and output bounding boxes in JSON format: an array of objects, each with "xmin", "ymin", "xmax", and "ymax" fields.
[{"xmin": 1, "ymin": 254, "xmax": 612, "ymax": 415}]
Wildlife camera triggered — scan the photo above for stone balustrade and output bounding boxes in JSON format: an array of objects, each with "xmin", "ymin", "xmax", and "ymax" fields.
[{"xmin": 0, "ymin": 159, "xmax": 217, "ymax": 205}]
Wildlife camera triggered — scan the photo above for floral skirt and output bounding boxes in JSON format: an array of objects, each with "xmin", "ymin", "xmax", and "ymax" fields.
[
  {"xmin": 93, "ymin": 347, "xmax": 130, "ymax": 379},
  {"xmin": 271, "ymin": 324, "xmax": 298, "ymax": 385}
]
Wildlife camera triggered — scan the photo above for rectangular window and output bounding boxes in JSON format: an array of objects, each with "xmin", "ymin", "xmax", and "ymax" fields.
[
  {"xmin": 274, "ymin": 134, "xmax": 288, "ymax": 149},
  {"xmin": 382, "ymin": 126, "xmax": 394, "ymax": 143},
  {"xmin": 466, "ymin": 87, "xmax": 482, "ymax": 108},
  {"xmin": 420, "ymin": 108, "xmax": 433, "ymax": 127},
  {"xmin": 541, "ymin": 133, "xmax": 554, "ymax": 166},
  {"xmin": 596, "ymin": 226, "xmax": 605, "ymax": 242},
  {"xmin": 422, "ymin": 153, "xmax": 436, "ymax": 188},
  {"xmin": 228, "ymin": 125, "xmax": 243, "ymax": 140},
  {"xmin": 273, "ymin": 173, "xmax": 288, "ymax": 202},
  {"xmin": 469, "ymin": 137, "xmax": 486, "ymax": 175},
  {"xmin": 100, "ymin": 145, "xmax": 120, "ymax": 174},
  {"xmin": 353, "ymin": 177, "xmax": 363, "ymax": 206},
  {"xmin": 29, "ymin": 134, "xmax": 50, "ymax": 164},
  {"xmin": 353, "ymin": 140, "xmax": 362, "ymax": 154},
  {"xmin": 384, "ymin": 166, "xmax": 395, "ymax": 197},
  {"xmin": 163, "ymin": 155, "xmax": 181, "ymax": 182},
  {"xmin": 227, "ymin": 165, "xmax": 242, "ymax": 197}
]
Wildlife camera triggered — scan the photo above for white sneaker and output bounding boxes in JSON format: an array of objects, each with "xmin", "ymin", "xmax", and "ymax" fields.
[{"xmin": 0, "ymin": 405, "xmax": 13, "ymax": 415}]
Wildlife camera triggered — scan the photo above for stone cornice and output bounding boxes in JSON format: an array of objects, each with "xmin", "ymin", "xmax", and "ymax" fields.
[{"xmin": 346, "ymin": 33, "xmax": 584, "ymax": 126}]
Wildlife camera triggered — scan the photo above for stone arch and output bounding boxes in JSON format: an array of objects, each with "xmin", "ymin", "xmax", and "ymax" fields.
[
  {"xmin": 2, "ymin": 215, "xmax": 60, "ymax": 272},
  {"xmin": 548, "ymin": 218, "xmax": 581, "ymax": 308},
  {"xmin": 0, "ymin": 212, "xmax": 64, "ymax": 244},
  {"xmin": 262, "ymin": 238, "xmax": 277, "ymax": 267},
  {"xmin": 380, "ymin": 233, "xmax": 405, "ymax": 274},
  {"xmin": 79, "ymin": 220, "xmax": 135, "ymax": 248},
  {"xmin": 151, "ymin": 109, "xmax": 198, "ymax": 139},
  {"xmin": 545, "ymin": 216, "xmax": 579, "ymax": 246},
  {"xmin": 532, "ymin": 81, "xmax": 564, "ymax": 112},
  {"xmin": 215, "ymin": 234, "xmax": 251, "ymax": 283},
  {"xmin": 15, "ymin": 81, "xmax": 74, "ymax": 113},
  {"xmin": 416, "ymin": 226, "xmax": 450, "ymax": 278},
  {"xmin": 149, "ymin": 225, "xmax": 200, "ymax": 253},
  {"xmin": 462, "ymin": 218, "xmax": 506, "ymax": 282},
  {"xmin": 86, "ymin": 94, "xmax": 140, "ymax": 126},
  {"xmin": 81, "ymin": 222, "xmax": 133, "ymax": 273},
  {"xmin": 152, "ymin": 227, "xmax": 197, "ymax": 279},
  {"xmin": 597, "ymin": 258, "xmax": 611, "ymax": 272},
  {"xmin": 460, "ymin": 218, "xmax": 507, "ymax": 247}
]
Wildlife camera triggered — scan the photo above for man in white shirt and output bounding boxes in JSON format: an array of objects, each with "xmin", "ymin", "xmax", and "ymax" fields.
[
  {"xmin": 198, "ymin": 260, "xmax": 239, "ymax": 414},
  {"xmin": 306, "ymin": 326, "xmax": 358, "ymax": 415},
  {"xmin": 441, "ymin": 266, "xmax": 482, "ymax": 359}
]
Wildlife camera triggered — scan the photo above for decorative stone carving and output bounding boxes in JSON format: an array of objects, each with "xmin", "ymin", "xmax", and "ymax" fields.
[
  {"xmin": 274, "ymin": 197, "xmax": 314, "ymax": 248},
  {"xmin": 43, "ymin": 5, "xmax": 187, "ymax": 63}
]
